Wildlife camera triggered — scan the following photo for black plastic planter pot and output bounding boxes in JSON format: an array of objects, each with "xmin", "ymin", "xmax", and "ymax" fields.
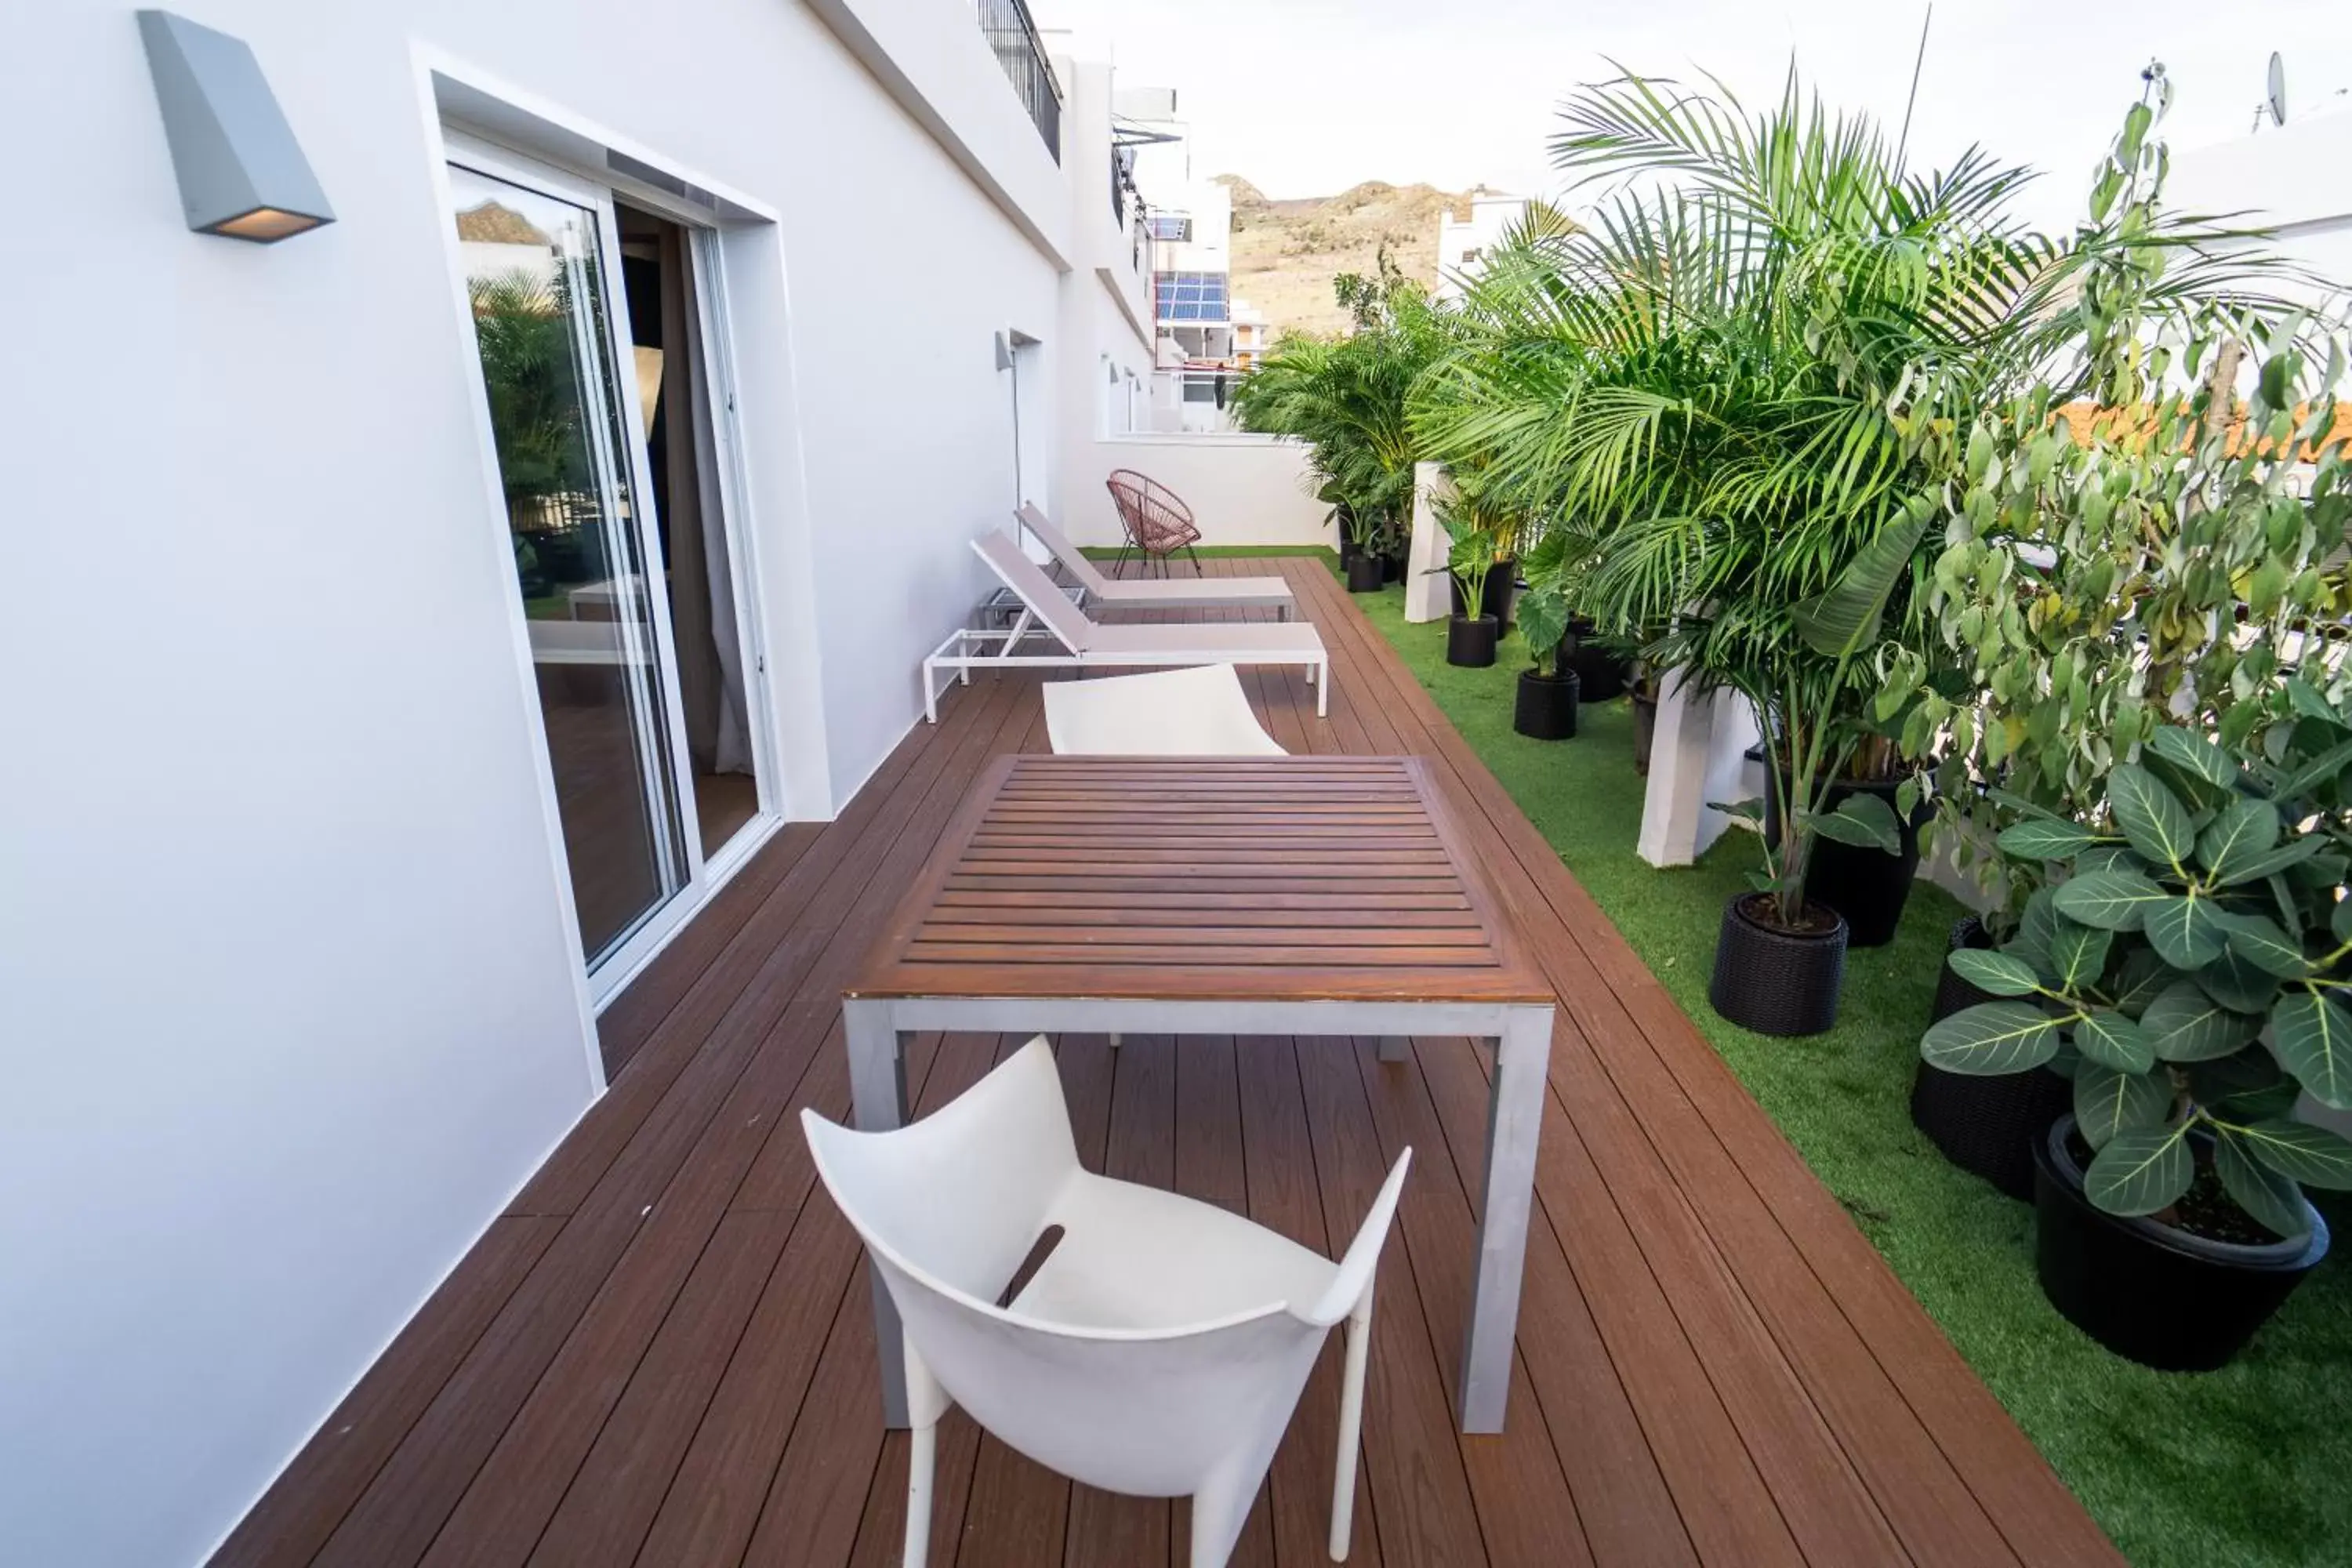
[
  {"xmin": 1708, "ymin": 894, "xmax": 1847, "ymax": 1036},
  {"xmin": 1345, "ymin": 554, "xmax": 1385, "ymax": 593},
  {"xmin": 1911, "ymin": 917, "xmax": 2072, "ymax": 1200},
  {"xmin": 1514, "ymin": 670, "xmax": 1579, "ymax": 740},
  {"xmin": 1563, "ymin": 618, "xmax": 1628, "ymax": 702},
  {"xmin": 1632, "ymin": 691, "xmax": 1658, "ymax": 776},
  {"xmin": 1755, "ymin": 769, "xmax": 1929, "ymax": 948},
  {"xmin": 1450, "ymin": 572, "xmax": 1515, "ymax": 624},
  {"xmin": 1806, "ymin": 777, "xmax": 1932, "ymax": 947},
  {"xmin": 1381, "ymin": 550, "xmax": 1405, "ymax": 585},
  {"xmin": 1446, "ymin": 615, "xmax": 1500, "ymax": 668},
  {"xmin": 2033, "ymin": 1116, "xmax": 2329, "ymax": 1370}
]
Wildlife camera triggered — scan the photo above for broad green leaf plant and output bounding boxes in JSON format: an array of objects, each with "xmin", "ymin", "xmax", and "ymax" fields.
[
  {"xmin": 1922, "ymin": 728, "xmax": 2352, "ymax": 1231},
  {"xmin": 1880, "ymin": 68, "xmax": 2350, "ymax": 929}
]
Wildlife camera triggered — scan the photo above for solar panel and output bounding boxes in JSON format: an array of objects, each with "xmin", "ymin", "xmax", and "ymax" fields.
[{"xmin": 1153, "ymin": 271, "xmax": 1229, "ymax": 322}]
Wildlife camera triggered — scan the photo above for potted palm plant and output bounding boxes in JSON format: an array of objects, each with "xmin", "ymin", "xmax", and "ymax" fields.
[
  {"xmin": 1922, "ymin": 728, "xmax": 2352, "ymax": 1368},
  {"xmin": 1510, "ymin": 528, "xmax": 1578, "ymax": 739}
]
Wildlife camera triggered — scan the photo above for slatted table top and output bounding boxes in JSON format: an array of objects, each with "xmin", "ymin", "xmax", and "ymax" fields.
[{"xmin": 848, "ymin": 753, "xmax": 1551, "ymax": 1004}]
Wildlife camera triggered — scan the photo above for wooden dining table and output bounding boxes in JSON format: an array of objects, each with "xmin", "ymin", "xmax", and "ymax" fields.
[{"xmin": 840, "ymin": 753, "xmax": 1556, "ymax": 1434}]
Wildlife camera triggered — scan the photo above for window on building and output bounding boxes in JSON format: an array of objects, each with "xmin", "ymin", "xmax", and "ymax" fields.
[
  {"xmin": 1154, "ymin": 270, "xmax": 1229, "ymax": 322},
  {"xmin": 1146, "ymin": 212, "xmax": 1192, "ymax": 241}
]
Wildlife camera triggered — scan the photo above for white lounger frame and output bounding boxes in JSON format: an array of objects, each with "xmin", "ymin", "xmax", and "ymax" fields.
[{"xmin": 924, "ymin": 533, "xmax": 1329, "ymax": 723}]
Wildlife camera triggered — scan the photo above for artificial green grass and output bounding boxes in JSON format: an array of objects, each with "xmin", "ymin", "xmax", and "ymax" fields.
[{"xmin": 1345, "ymin": 573, "xmax": 2352, "ymax": 1568}]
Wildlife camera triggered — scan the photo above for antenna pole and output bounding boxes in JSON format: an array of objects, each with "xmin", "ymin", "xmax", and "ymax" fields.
[{"xmin": 1897, "ymin": 3, "xmax": 1934, "ymax": 164}]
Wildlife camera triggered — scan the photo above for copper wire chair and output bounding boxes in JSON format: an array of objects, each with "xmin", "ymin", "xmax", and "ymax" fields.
[{"xmin": 1105, "ymin": 469, "xmax": 1204, "ymax": 577}]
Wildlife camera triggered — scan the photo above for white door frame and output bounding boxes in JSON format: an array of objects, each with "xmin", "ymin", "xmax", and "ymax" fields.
[{"xmin": 437, "ymin": 130, "xmax": 780, "ymax": 1013}]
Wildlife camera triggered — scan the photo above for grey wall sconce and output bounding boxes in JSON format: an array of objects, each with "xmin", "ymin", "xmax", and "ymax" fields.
[{"xmin": 137, "ymin": 9, "xmax": 334, "ymax": 242}]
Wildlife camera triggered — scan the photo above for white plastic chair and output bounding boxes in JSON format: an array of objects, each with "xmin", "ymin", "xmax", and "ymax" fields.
[
  {"xmin": 801, "ymin": 1037, "xmax": 1410, "ymax": 1568},
  {"xmin": 1042, "ymin": 665, "xmax": 1288, "ymax": 757}
]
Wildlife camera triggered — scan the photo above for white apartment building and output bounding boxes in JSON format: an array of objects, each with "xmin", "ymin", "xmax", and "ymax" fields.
[
  {"xmin": 1436, "ymin": 189, "xmax": 1531, "ymax": 302},
  {"xmin": 0, "ymin": 4, "xmax": 1220, "ymax": 1563}
]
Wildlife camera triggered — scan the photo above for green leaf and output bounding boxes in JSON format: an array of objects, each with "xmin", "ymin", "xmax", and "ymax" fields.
[
  {"xmin": 2046, "ymin": 917, "xmax": 2114, "ymax": 990},
  {"xmin": 2085, "ymin": 1124, "xmax": 2194, "ymax": 1215},
  {"xmin": 1804, "ymin": 791, "xmax": 1902, "ymax": 854},
  {"xmin": 2217, "ymin": 912, "xmax": 2309, "ymax": 978},
  {"xmin": 2196, "ymin": 798, "xmax": 2281, "ymax": 883},
  {"xmin": 2272, "ymin": 989, "xmax": 2352, "ymax": 1109},
  {"xmin": 2010, "ymin": 888, "xmax": 2063, "ymax": 972},
  {"xmin": 2213, "ymin": 1131, "xmax": 2312, "ymax": 1239},
  {"xmin": 2074, "ymin": 1061, "xmax": 2172, "ymax": 1146},
  {"xmin": 2111, "ymin": 949, "xmax": 2173, "ymax": 1017},
  {"xmin": 2052, "ymin": 868, "xmax": 2169, "ymax": 931},
  {"xmin": 2234, "ymin": 1117, "xmax": 2352, "ymax": 1189},
  {"xmin": 1947, "ymin": 949, "xmax": 2041, "ymax": 997},
  {"xmin": 2270, "ymin": 735, "xmax": 2352, "ymax": 803},
  {"xmin": 2109, "ymin": 763, "xmax": 2197, "ymax": 869},
  {"xmin": 2145, "ymin": 893, "xmax": 2227, "ymax": 968},
  {"xmin": 1791, "ymin": 511, "xmax": 1928, "ymax": 657},
  {"xmin": 2194, "ymin": 946, "xmax": 2284, "ymax": 1013},
  {"xmin": 1921, "ymin": 1000, "xmax": 2063, "ymax": 1076},
  {"xmin": 2143, "ymin": 981, "xmax": 2262, "ymax": 1062},
  {"xmin": 1995, "ymin": 818, "xmax": 2104, "ymax": 860},
  {"xmin": 2189, "ymin": 1048, "xmax": 2285, "ymax": 1107},
  {"xmin": 2074, "ymin": 1009, "xmax": 2155, "ymax": 1073},
  {"xmin": 2214, "ymin": 837, "xmax": 2325, "ymax": 886},
  {"xmin": 2146, "ymin": 726, "xmax": 2240, "ymax": 791}
]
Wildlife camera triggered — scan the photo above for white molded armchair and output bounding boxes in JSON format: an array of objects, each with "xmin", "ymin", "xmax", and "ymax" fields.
[
  {"xmin": 1042, "ymin": 665, "xmax": 1287, "ymax": 756},
  {"xmin": 800, "ymin": 1037, "xmax": 1409, "ymax": 1567}
]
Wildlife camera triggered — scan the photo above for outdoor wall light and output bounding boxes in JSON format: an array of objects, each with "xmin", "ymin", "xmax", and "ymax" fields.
[{"xmin": 137, "ymin": 9, "xmax": 334, "ymax": 243}]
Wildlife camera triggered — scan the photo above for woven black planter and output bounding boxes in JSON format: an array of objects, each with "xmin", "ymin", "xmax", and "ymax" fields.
[
  {"xmin": 2034, "ymin": 1117, "xmax": 2329, "ymax": 1370},
  {"xmin": 1514, "ymin": 670, "xmax": 1579, "ymax": 739},
  {"xmin": 1563, "ymin": 618, "xmax": 1628, "ymax": 702},
  {"xmin": 1345, "ymin": 554, "xmax": 1385, "ymax": 593},
  {"xmin": 1708, "ymin": 894, "xmax": 1847, "ymax": 1036},
  {"xmin": 1632, "ymin": 692, "xmax": 1658, "ymax": 776},
  {"xmin": 1446, "ymin": 615, "xmax": 1500, "ymax": 667},
  {"xmin": 1911, "ymin": 918, "xmax": 2071, "ymax": 1200}
]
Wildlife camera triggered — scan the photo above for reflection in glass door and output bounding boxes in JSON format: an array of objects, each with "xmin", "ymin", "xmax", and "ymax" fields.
[{"xmin": 450, "ymin": 164, "xmax": 688, "ymax": 967}]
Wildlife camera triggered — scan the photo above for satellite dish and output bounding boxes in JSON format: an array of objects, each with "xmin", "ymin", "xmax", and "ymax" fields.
[{"xmin": 2268, "ymin": 51, "xmax": 2288, "ymax": 125}]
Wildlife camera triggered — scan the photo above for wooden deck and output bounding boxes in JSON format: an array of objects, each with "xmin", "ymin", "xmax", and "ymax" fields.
[{"xmin": 212, "ymin": 558, "xmax": 2124, "ymax": 1568}]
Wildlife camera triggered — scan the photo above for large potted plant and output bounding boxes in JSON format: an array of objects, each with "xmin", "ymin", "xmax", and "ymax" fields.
[
  {"xmin": 1922, "ymin": 733, "xmax": 2352, "ymax": 1368},
  {"xmin": 1510, "ymin": 529, "xmax": 1578, "ymax": 739},
  {"xmin": 1884, "ymin": 74, "xmax": 2351, "ymax": 1193}
]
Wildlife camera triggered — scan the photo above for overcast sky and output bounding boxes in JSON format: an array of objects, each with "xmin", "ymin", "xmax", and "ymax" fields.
[{"xmin": 1035, "ymin": 0, "xmax": 2352, "ymax": 232}]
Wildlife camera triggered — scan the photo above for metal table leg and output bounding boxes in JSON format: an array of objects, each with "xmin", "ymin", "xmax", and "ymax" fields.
[
  {"xmin": 1457, "ymin": 1004, "xmax": 1553, "ymax": 1433},
  {"xmin": 845, "ymin": 997, "xmax": 912, "ymax": 1428}
]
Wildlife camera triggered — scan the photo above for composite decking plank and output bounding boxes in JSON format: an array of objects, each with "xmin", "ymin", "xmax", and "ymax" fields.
[
  {"xmin": 1233, "ymin": 1036, "xmax": 1384, "ymax": 1568},
  {"xmin": 596, "ymin": 819, "xmax": 822, "ymax": 1080},
  {"xmin": 1290, "ymin": 1037, "xmax": 1488, "ymax": 1568},
  {"xmin": 1347, "ymin": 1038, "xmax": 1594, "ymax": 1568},
  {"xmin": 207, "ymin": 1217, "xmax": 564, "ymax": 1568},
  {"xmin": 516, "ymin": 671, "xmax": 1023, "ymax": 1216},
  {"xmin": 1403, "ymin": 1036, "xmax": 1699, "ymax": 1568},
  {"xmin": 1168, "ymin": 1033, "xmax": 1277, "ymax": 1568}
]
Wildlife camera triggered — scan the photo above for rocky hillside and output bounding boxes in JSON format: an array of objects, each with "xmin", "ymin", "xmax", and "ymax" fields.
[{"xmin": 1221, "ymin": 176, "xmax": 1479, "ymax": 339}]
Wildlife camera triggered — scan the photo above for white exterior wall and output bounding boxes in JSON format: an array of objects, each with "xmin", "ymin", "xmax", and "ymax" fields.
[
  {"xmin": 1062, "ymin": 434, "xmax": 1335, "ymax": 549},
  {"xmin": 1436, "ymin": 192, "xmax": 1529, "ymax": 303},
  {"xmin": 2168, "ymin": 111, "xmax": 2352, "ymax": 307},
  {"xmin": 0, "ymin": 2, "xmax": 1065, "ymax": 1563}
]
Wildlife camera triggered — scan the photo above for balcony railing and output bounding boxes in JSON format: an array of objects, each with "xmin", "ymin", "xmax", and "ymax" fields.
[{"xmin": 975, "ymin": 0, "xmax": 1062, "ymax": 160}]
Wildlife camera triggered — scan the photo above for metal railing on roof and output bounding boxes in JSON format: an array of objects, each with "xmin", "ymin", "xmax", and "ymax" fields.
[{"xmin": 975, "ymin": 0, "xmax": 1062, "ymax": 160}]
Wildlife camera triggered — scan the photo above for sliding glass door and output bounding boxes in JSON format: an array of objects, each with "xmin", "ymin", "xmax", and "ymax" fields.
[{"xmin": 447, "ymin": 148, "xmax": 766, "ymax": 995}]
